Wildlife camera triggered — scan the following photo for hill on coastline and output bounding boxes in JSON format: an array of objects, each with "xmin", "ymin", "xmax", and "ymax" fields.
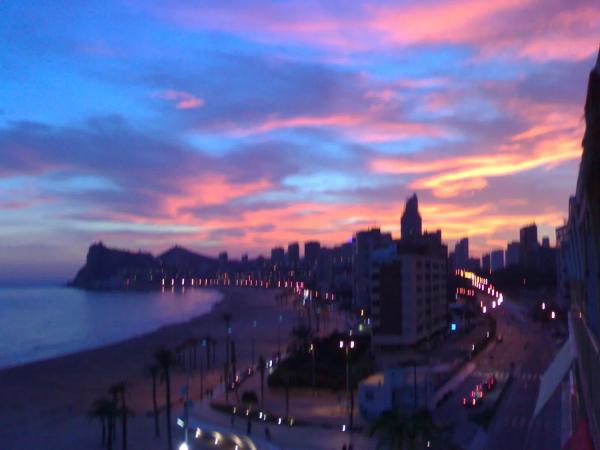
[{"xmin": 70, "ymin": 242, "xmax": 219, "ymax": 289}]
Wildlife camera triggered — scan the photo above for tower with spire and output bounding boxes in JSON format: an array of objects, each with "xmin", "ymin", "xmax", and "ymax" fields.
[{"xmin": 400, "ymin": 193, "xmax": 422, "ymax": 240}]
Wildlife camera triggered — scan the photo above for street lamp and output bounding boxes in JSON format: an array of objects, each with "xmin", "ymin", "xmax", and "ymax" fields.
[
  {"xmin": 178, "ymin": 443, "xmax": 189, "ymax": 450},
  {"xmin": 277, "ymin": 314, "xmax": 283, "ymax": 359},
  {"xmin": 339, "ymin": 339, "xmax": 355, "ymax": 432},
  {"xmin": 252, "ymin": 319, "xmax": 257, "ymax": 369}
]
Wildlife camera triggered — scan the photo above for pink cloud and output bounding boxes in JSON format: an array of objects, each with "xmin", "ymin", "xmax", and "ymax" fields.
[
  {"xmin": 216, "ymin": 112, "xmax": 442, "ymax": 142},
  {"xmin": 368, "ymin": 0, "xmax": 528, "ymax": 46},
  {"xmin": 371, "ymin": 132, "xmax": 581, "ymax": 198},
  {"xmin": 159, "ymin": 176, "xmax": 272, "ymax": 218},
  {"xmin": 152, "ymin": 89, "xmax": 205, "ymax": 110},
  {"xmin": 142, "ymin": 0, "xmax": 599, "ymax": 62}
]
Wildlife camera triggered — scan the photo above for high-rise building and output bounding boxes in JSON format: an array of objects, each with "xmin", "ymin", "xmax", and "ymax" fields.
[
  {"xmin": 505, "ymin": 241, "xmax": 520, "ymax": 267},
  {"xmin": 287, "ymin": 242, "xmax": 300, "ymax": 267},
  {"xmin": 466, "ymin": 257, "xmax": 481, "ymax": 272},
  {"xmin": 271, "ymin": 247, "xmax": 285, "ymax": 266},
  {"xmin": 304, "ymin": 241, "xmax": 321, "ymax": 265},
  {"xmin": 370, "ymin": 235, "xmax": 448, "ymax": 349},
  {"xmin": 490, "ymin": 249, "xmax": 504, "ymax": 273},
  {"xmin": 453, "ymin": 237, "xmax": 469, "ymax": 269},
  {"xmin": 542, "ymin": 236, "xmax": 550, "ymax": 248},
  {"xmin": 481, "ymin": 253, "xmax": 491, "ymax": 274},
  {"xmin": 536, "ymin": 52, "xmax": 600, "ymax": 447},
  {"xmin": 520, "ymin": 224, "xmax": 539, "ymax": 270},
  {"xmin": 400, "ymin": 193, "xmax": 422, "ymax": 240},
  {"xmin": 352, "ymin": 228, "xmax": 393, "ymax": 310}
]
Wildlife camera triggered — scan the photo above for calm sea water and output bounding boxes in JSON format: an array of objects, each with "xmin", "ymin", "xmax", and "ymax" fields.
[{"xmin": 0, "ymin": 286, "xmax": 222, "ymax": 369}]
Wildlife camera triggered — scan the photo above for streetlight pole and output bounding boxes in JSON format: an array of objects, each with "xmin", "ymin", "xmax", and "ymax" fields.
[
  {"xmin": 339, "ymin": 339, "xmax": 355, "ymax": 432},
  {"xmin": 251, "ymin": 319, "xmax": 257, "ymax": 369},
  {"xmin": 182, "ymin": 364, "xmax": 191, "ymax": 448},
  {"xmin": 309, "ymin": 343, "xmax": 316, "ymax": 390},
  {"xmin": 278, "ymin": 314, "xmax": 283, "ymax": 360}
]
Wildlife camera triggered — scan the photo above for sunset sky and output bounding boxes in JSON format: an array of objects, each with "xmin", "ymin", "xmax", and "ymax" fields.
[{"xmin": 1, "ymin": 0, "xmax": 599, "ymax": 282}]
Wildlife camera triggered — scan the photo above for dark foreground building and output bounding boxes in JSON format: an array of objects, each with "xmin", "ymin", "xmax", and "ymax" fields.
[{"xmin": 537, "ymin": 49, "xmax": 600, "ymax": 449}]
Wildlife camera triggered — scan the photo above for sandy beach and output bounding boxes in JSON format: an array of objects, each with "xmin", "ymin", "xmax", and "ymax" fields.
[{"xmin": 0, "ymin": 287, "xmax": 302, "ymax": 450}]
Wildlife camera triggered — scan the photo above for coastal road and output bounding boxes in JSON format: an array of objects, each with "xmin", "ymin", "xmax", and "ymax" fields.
[
  {"xmin": 434, "ymin": 295, "xmax": 562, "ymax": 450},
  {"xmin": 483, "ymin": 299, "xmax": 562, "ymax": 450}
]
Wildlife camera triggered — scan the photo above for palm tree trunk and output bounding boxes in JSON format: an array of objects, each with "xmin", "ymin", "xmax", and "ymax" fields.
[
  {"xmin": 107, "ymin": 413, "xmax": 113, "ymax": 450},
  {"xmin": 101, "ymin": 417, "xmax": 106, "ymax": 447},
  {"xmin": 165, "ymin": 370, "xmax": 173, "ymax": 450},
  {"xmin": 121, "ymin": 391, "xmax": 127, "ymax": 450},
  {"xmin": 152, "ymin": 374, "xmax": 160, "ymax": 438}
]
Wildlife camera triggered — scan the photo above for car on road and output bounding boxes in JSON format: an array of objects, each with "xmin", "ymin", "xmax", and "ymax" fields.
[
  {"xmin": 462, "ymin": 395, "xmax": 481, "ymax": 408},
  {"xmin": 484, "ymin": 375, "xmax": 496, "ymax": 391}
]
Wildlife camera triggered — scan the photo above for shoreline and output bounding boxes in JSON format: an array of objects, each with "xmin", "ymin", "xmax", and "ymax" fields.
[
  {"xmin": 0, "ymin": 286, "xmax": 244, "ymax": 376},
  {"xmin": 0, "ymin": 285, "xmax": 223, "ymax": 372},
  {"xmin": 0, "ymin": 287, "xmax": 297, "ymax": 449}
]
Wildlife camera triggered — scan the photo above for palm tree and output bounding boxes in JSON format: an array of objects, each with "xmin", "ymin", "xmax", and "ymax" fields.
[
  {"xmin": 88, "ymin": 397, "xmax": 116, "ymax": 449},
  {"xmin": 258, "ymin": 355, "xmax": 266, "ymax": 407},
  {"xmin": 146, "ymin": 364, "xmax": 160, "ymax": 438},
  {"xmin": 109, "ymin": 382, "xmax": 129, "ymax": 450},
  {"xmin": 155, "ymin": 348, "xmax": 175, "ymax": 450}
]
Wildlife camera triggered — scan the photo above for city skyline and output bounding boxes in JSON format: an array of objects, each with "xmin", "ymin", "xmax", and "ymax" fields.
[{"xmin": 2, "ymin": 1, "xmax": 600, "ymax": 282}]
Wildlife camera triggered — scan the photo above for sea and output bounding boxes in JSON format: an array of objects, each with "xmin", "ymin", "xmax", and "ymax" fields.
[{"xmin": 0, "ymin": 286, "xmax": 222, "ymax": 370}]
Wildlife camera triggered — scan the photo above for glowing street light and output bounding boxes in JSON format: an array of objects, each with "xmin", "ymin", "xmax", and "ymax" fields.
[
  {"xmin": 178, "ymin": 443, "xmax": 189, "ymax": 450},
  {"xmin": 551, "ymin": 310, "xmax": 556, "ymax": 320},
  {"xmin": 542, "ymin": 302, "xmax": 546, "ymax": 310}
]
